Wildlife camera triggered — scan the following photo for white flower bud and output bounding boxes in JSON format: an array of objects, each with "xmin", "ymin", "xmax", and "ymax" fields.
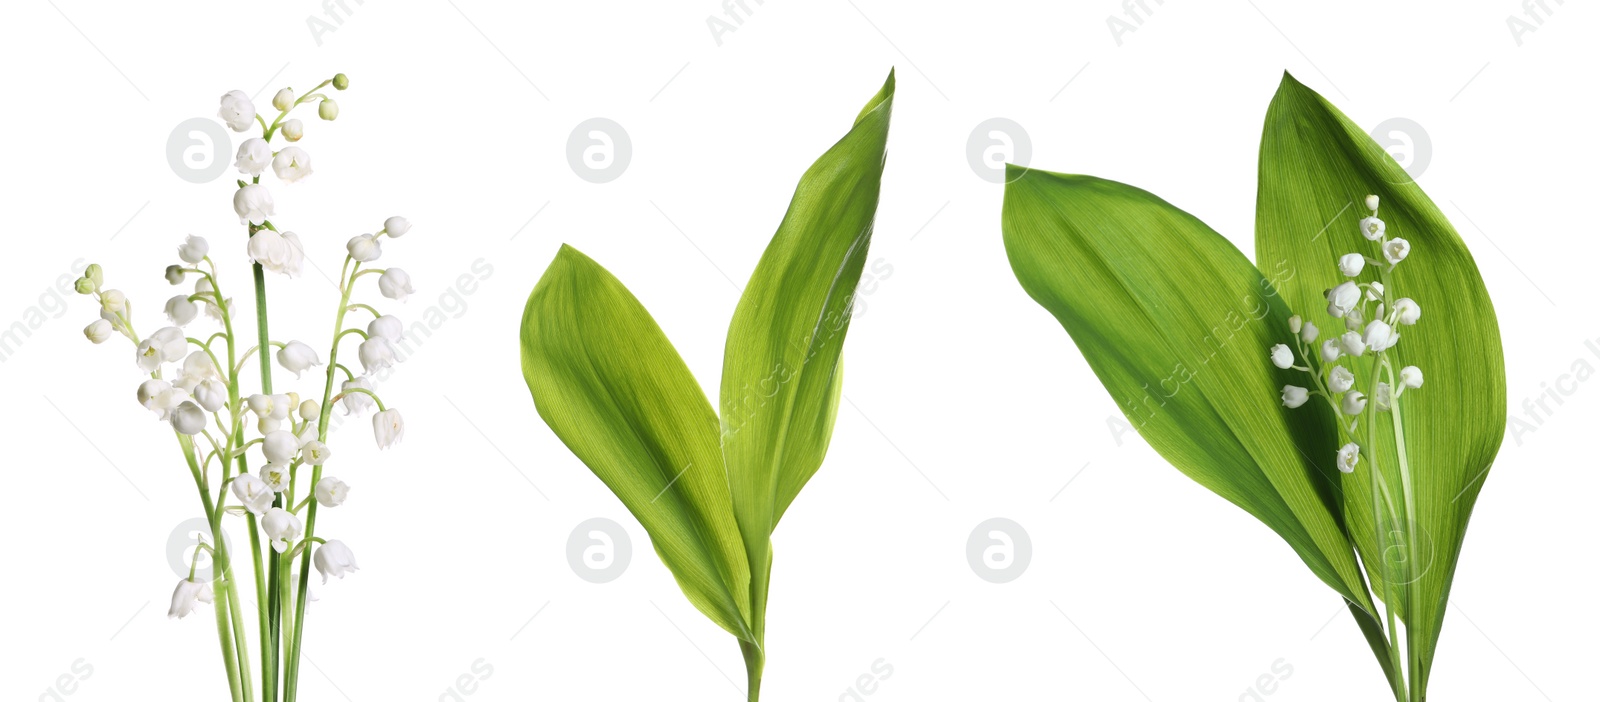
[
  {"xmin": 1339, "ymin": 331, "xmax": 1367, "ymax": 357},
  {"xmin": 1383, "ymin": 238, "xmax": 1410, "ymax": 265},
  {"xmin": 1337, "ymin": 442, "xmax": 1360, "ymax": 474},
  {"xmin": 383, "ymin": 216, "xmax": 410, "ymax": 238},
  {"xmin": 314, "ymin": 476, "xmax": 349, "ymax": 507},
  {"xmin": 281, "ymin": 119, "xmax": 305, "ymax": 142},
  {"xmin": 1400, "ymin": 366, "xmax": 1424, "ymax": 389},
  {"xmin": 378, "ymin": 268, "xmax": 414, "ymax": 301},
  {"xmin": 235, "ymin": 138, "xmax": 271, "ymax": 176},
  {"xmin": 272, "ymin": 146, "xmax": 312, "ymax": 184},
  {"xmin": 1365, "ymin": 194, "xmax": 1380, "ymax": 211},
  {"xmin": 231, "ymin": 473, "xmax": 274, "ymax": 516},
  {"xmin": 358, "ymin": 337, "xmax": 398, "ymax": 374},
  {"xmin": 101, "ymin": 289, "xmax": 127, "ymax": 314},
  {"xmin": 218, "ymin": 90, "xmax": 255, "ymax": 132},
  {"xmin": 1288, "ymin": 315, "xmax": 1302, "ymax": 334},
  {"xmin": 262, "ymin": 507, "xmax": 302, "ymax": 553},
  {"xmin": 166, "ymin": 265, "xmax": 187, "ymax": 286},
  {"xmin": 178, "ymin": 235, "xmax": 210, "ymax": 264},
  {"xmin": 318, "ymin": 99, "xmax": 339, "ymax": 121},
  {"xmin": 233, "ymin": 184, "xmax": 276, "ymax": 225},
  {"xmin": 373, "ymin": 408, "xmax": 404, "ymax": 449},
  {"xmin": 276, "ymin": 340, "xmax": 323, "ymax": 379},
  {"xmin": 168, "ymin": 579, "xmax": 214, "ymax": 619},
  {"xmin": 346, "ymin": 234, "xmax": 382, "ymax": 262},
  {"xmin": 272, "ymin": 87, "xmax": 295, "ymax": 112},
  {"xmin": 138, "ymin": 379, "xmax": 171, "ymax": 410},
  {"xmin": 1328, "ymin": 365, "xmax": 1355, "ymax": 393},
  {"xmin": 313, "ymin": 540, "xmax": 359, "ymax": 583},
  {"xmin": 171, "ymin": 401, "xmax": 208, "ymax": 435},
  {"xmin": 1364, "ymin": 320, "xmax": 1399, "ymax": 353},
  {"xmin": 1281, "ymin": 385, "xmax": 1309, "ymax": 408},
  {"xmin": 1359, "ymin": 216, "xmax": 1386, "ymax": 241},
  {"xmin": 85, "ymin": 319, "xmax": 114, "ymax": 344},
  {"xmin": 263, "ymin": 430, "xmax": 300, "ymax": 464},
  {"xmin": 1320, "ymin": 339, "xmax": 1342, "ymax": 363},
  {"xmin": 299, "ymin": 399, "xmax": 320, "ymax": 421},
  {"xmin": 1300, "ymin": 321, "xmax": 1318, "ymax": 344},
  {"xmin": 1269, "ymin": 344, "xmax": 1294, "ymax": 370},
  {"xmin": 1338, "ymin": 253, "xmax": 1365, "ymax": 277},
  {"xmin": 1325, "ymin": 282, "xmax": 1360, "ymax": 318},
  {"xmin": 1342, "ymin": 390, "xmax": 1368, "ymax": 416},
  {"xmin": 194, "ymin": 378, "xmax": 228, "ymax": 413}
]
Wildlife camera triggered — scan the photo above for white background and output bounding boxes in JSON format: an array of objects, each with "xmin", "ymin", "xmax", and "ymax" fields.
[{"xmin": 2, "ymin": 1, "xmax": 1594, "ymax": 700}]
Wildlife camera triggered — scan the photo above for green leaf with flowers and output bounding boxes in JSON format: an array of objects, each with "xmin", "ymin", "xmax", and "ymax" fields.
[{"xmin": 1002, "ymin": 73, "xmax": 1505, "ymax": 701}]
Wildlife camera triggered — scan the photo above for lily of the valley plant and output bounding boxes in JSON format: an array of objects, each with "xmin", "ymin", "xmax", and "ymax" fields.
[
  {"xmin": 82, "ymin": 73, "xmax": 414, "ymax": 702},
  {"xmin": 520, "ymin": 71, "xmax": 894, "ymax": 700},
  {"xmin": 1001, "ymin": 74, "xmax": 1505, "ymax": 701}
]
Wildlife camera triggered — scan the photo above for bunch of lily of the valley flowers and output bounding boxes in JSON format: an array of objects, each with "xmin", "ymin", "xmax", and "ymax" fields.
[
  {"xmin": 77, "ymin": 72, "xmax": 414, "ymax": 702},
  {"xmin": 1270, "ymin": 194, "xmax": 1425, "ymax": 472}
]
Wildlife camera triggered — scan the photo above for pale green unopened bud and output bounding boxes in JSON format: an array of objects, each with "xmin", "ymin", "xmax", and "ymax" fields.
[
  {"xmin": 272, "ymin": 88, "xmax": 295, "ymax": 112},
  {"xmin": 318, "ymin": 99, "xmax": 339, "ymax": 121},
  {"xmin": 85, "ymin": 263, "xmax": 104, "ymax": 287},
  {"xmin": 74, "ymin": 277, "xmax": 95, "ymax": 294},
  {"xmin": 332, "ymin": 73, "xmax": 349, "ymax": 90}
]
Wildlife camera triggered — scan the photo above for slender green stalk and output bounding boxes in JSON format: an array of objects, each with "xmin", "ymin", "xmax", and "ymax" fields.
[
  {"xmin": 212, "ymin": 580, "xmax": 245, "ymax": 702},
  {"xmin": 739, "ymin": 640, "xmax": 764, "ymax": 702},
  {"xmin": 283, "ymin": 257, "xmax": 357, "ymax": 702}
]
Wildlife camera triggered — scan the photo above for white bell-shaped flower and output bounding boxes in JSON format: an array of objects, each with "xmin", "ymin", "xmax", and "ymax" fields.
[
  {"xmin": 272, "ymin": 147, "xmax": 313, "ymax": 184},
  {"xmin": 235, "ymin": 138, "xmax": 271, "ymax": 176},
  {"xmin": 247, "ymin": 229, "xmax": 305, "ymax": 277},
  {"xmin": 341, "ymin": 376, "xmax": 376, "ymax": 416},
  {"xmin": 1337, "ymin": 442, "xmax": 1361, "ymax": 474},
  {"xmin": 378, "ymin": 268, "xmax": 414, "ymax": 301},
  {"xmin": 1392, "ymin": 298, "xmax": 1421, "ymax": 325},
  {"xmin": 193, "ymin": 378, "xmax": 228, "ymax": 413},
  {"xmin": 1400, "ymin": 366, "xmax": 1424, "ymax": 389},
  {"xmin": 1269, "ymin": 344, "xmax": 1294, "ymax": 370},
  {"xmin": 1359, "ymin": 216, "xmax": 1386, "ymax": 241},
  {"xmin": 276, "ymin": 340, "xmax": 323, "ymax": 379},
  {"xmin": 1338, "ymin": 253, "xmax": 1365, "ymax": 277},
  {"xmin": 1365, "ymin": 194, "xmax": 1380, "ymax": 211},
  {"xmin": 346, "ymin": 234, "xmax": 382, "ymax": 262},
  {"xmin": 1383, "ymin": 238, "xmax": 1410, "ymax": 265},
  {"xmin": 1300, "ymin": 321, "xmax": 1318, "ymax": 344},
  {"xmin": 168, "ymin": 579, "xmax": 214, "ymax": 619},
  {"xmin": 1339, "ymin": 331, "xmax": 1367, "ymax": 357},
  {"xmin": 1342, "ymin": 390, "xmax": 1368, "ymax": 415},
  {"xmin": 85, "ymin": 319, "xmax": 114, "ymax": 344},
  {"xmin": 272, "ymin": 87, "xmax": 295, "ymax": 112},
  {"xmin": 262, "ymin": 430, "xmax": 300, "ymax": 465},
  {"xmin": 1326, "ymin": 282, "xmax": 1360, "ymax": 318},
  {"xmin": 313, "ymin": 540, "xmax": 359, "ymax": 584},
  {"xmin": 383, "ymin": 216, "xmax": 411, "ymax": 238},
  {"xmin": 359, "ymin": 337, "xmax": 398, "ymax": 374},
  {"xmin": 233, "ymin": 184, "xmax": 276, "ymax": 225},
  {"xmin": 1281, "ymin": 385, "xmax": 1309, "ymax": 408},
  {"xmin": 262, "ymin": 507, "xmax": 302, "ymax": 553},
  {"xmin": 281, "ymin": 118, "xmax": 305, "ymax": 142},
  {"xmin": 1328, "ymin": 366, "xmax": 1355, "ymax": 393},
  {"xmin": 1374, "ymin": 382, "xmax": 1394, "ymax": 411},
  {"xmin": 178, "ymin": 235, "xmax": 210, "ymax": 264},
  {"xmin": 170, "ymin": 401, "xmax": 207, "ymax": 435},
  {"xmin": 1320, "ymin": 339, "xmax": 1343, "ymax": 363},
  {"xmin": 1363, "ymin": 320, "xmax": 1399, "ymax": 353},
  {"xmin": 165, "ymin": 295, "xmax": 199, "ymax": 326},
  {"xmin": 373, "ymin": 408, "xmax": 404, "ymax": 449},
  {"xmin": 301, "ymin": 440, "xmax": 332, "ymax": 465},
  {"xmin": 368, "ymin": 315, "xmax": 403, "ymax": 342},
  {"xmin": 217, "ymin": 90, "xmax": 255, "ymax": 132},
  {"xmin": 314, "ymin": 476, "xmax": 349, "ymax": 507},
  {"xmin": 231, "ymin": 473, "xmax": 274, "ymax": 516}
]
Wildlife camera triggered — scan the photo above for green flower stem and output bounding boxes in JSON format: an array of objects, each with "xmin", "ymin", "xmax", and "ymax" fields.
[
  {"xmin": 248, "ymin": 235, "xmax": 283, "ymax": 702},
  {"xmin": 283, "ymin": 256, "xmax": 358, "ymax": 702},
  {"xmin": 183, "ymin": 434, "xmax": 251, "ymax": 702},
  {"xmin": 740, "ymin": 640, "xmax": 764, "ymax": 702}
]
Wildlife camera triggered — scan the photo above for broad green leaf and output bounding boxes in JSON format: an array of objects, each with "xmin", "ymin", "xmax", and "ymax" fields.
[
  {"xmin": 1002, "ymin": 168, "xmax": 1375, "ymax": 614},
  {"xmin": 1256, "ymin": 73, "xmax": 1507, "ymax": 692},
  {"xmin": 520, "ymin": 245, "xmax": 753, "ymax": 641},
  {"xmin": 719, "ymin": 69, "xmax": 894, "ymax": 638}
]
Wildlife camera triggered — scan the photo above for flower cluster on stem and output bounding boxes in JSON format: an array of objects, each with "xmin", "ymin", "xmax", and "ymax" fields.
[{"xmin": 78, "ymin": 72, "xmax": 412, "ymax": 702}]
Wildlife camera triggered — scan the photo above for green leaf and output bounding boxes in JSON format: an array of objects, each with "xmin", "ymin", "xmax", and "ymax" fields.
[
  {"xmin": 520, "ymin": 245, "xmax": 753, "ymax": 641},
  {"xmin": 718, "ymin": 69, "xmax": 894, "ymax": 641},
  {"xmin": 1255, "ymin": 73, "xmax": 1507, "ymax": 693},
  {"xmin": 1001, "ymin": 168, "xmax": 1375, "ymax": 614}
]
